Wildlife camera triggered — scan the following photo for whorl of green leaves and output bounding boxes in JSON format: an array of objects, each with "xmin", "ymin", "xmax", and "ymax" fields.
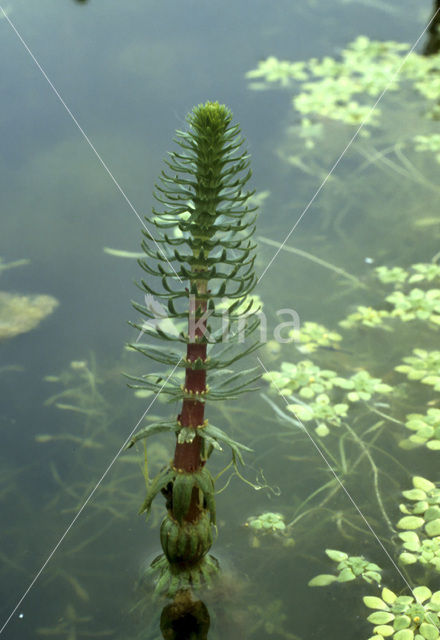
[{"xmin": 128, "ymin": 101, "xmax": 261, "ymax": 402}]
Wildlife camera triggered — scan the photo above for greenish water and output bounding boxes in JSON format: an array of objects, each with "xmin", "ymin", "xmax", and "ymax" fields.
[{"xmin": 1, "ymin": 0, "xmax": 439, "ymax": 638}]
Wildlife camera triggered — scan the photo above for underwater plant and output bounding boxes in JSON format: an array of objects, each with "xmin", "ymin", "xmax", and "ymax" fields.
[
  {"xmin": 127, "ymin": 101, "xmax": 260, "ymax": 596},
  {"xmin": 309, "ymin": 549, "xmax": 383, "ymax": 586}
]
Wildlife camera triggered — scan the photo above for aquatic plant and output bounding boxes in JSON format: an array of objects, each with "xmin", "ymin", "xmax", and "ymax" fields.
[
  {"xmin": 364, "ymin": 587, "xmax": 440, "ymax": 640},
  {"xmin": 0, "ymin": 256, "xmax": 30, "ymax": 275},
  {"xmin": 397, "ymin": 477, "xmax": 440, "ymax": 537},
  {"xmin": 0, "ymin": 291, "xmax": 58, "ymax": 342},
  {"xmin": 291, "ymin": 320, "xmax": 342, "ymax": 354},
  {"xmin": 0, "ymin": 256, "xmax": 58, "ymax": 341},
  {"xmin": 400, "ymin": 410, "xmax": 440, "ymax": 451},
  {"xmin": 386, "ymin": 289, "xmax": 440, "ymax": 324},
  {"xmin": 395, "ymin": 350, "xmax": 440, "ymax": 390},
  {"xmin": 244, "ymin": 512, "xmax": 294, "ymax": 549},
  {"xmin": 309, "ymin": 549, "xmax": 382, "ymax": 586},
  {"xmin": 339, "ymin": 305, "xmax": 391, "ymax": 329},
  {"xmin": 127, "ymin": 101, "xmax": 260, "ymax": 596},
  {"xmin": 259, "ymin": 247, "xmax": 440, "ymax": 637},
  {"xmin": 333, "ymin": 370, "xmax": 393, "ymax": 403},
  {"xmin": 375, "ymin": 266, "xmax": 409, "ymax": 286},
  {"xmin": 263, "ymin": 360, "xmax": 339, "ymax": 399},
  {"xmin": 246, "ymin": 36, "xmax": 440, "ymax": 156}
]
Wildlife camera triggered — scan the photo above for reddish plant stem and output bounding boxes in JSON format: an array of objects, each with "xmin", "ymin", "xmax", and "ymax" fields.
[
  {"xmin": 173, "ymin": 289, "xmax": 207, "ymax": 474},
  {"xmin": 172, "ymin": 286, "xmax": 208, "ymax": 523}
]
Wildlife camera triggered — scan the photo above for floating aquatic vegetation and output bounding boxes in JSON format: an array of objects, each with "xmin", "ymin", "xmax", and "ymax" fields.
[
  {"xmin": 400, "ymin": 410, "xmax": 440, "ymax": 451},
  {"xmin": 332, "ymin": 370, "xmax": 393, "ymax": 402},
  {"xmin": 408, "ymin": 264, "xmax": 440, "ymax": 284},
  {"xmin": 245, "ymin": 511, "xmax": 287, "ymax": 533},
  {"xmin": 246, "ymin": 36, "xmax": 440, "ymax": 152},
  {"xmin": 263, "ymin": 360, "xmax": 338, "ymax": 399},
  {"xmin": 399, "ymin": 533, "xmax": 440, "ymax": 570},
  {"xmin": 291, "ymin": 321, "xmax": 342, "ymax": 354},
  {"xmin": 309, "ymin": 549, "xmax": 382, "ymax": 586},
  {"xmin": 395, "ymin": 350, "xmax": 440, "ymax": 390},
  {"xmin": 0, "ymin": 291, "xmax": 58, "ymax": 341},
  {"xmin": 386, "ymin": 289, "xmax": 440, "ymax": 324},
  {"xmin": 287, "ymin": 393, "xmax": 349, "ymax": 437},
  {"xmin": 265, "ymin": 357, "xmax": 390, "ymax": 436},
  {"xmin": 339, "ymin": 305, "xmax": 391, "ymax": 329},
  {"xmin": 375, "ymin": 266, "xmax": 409, "ymax": 286},
  {"xmin": 375, "ymin": 263, "xmax": 440, "ymax": 287},
  {"xmin": 363, "ymin": 586, "xmax": 440, "ymax": 640},
  {"xmin": 397, "ymin": 477, "xmax": 440, "ymax": 538},
  {"xmin": 244, "ymin": 512, "xmax": 294, "ymax": 549},
  {"xmin": 339, "ymin": 264, "xmax": 440, "ymax": 332}
]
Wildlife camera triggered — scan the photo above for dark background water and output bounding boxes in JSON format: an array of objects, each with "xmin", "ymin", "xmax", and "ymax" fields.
[{"xmin": 1, "ymin": 1, "xmax": 439, "ymax": 638}]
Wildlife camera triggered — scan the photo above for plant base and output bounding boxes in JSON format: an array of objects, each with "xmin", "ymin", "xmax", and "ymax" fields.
[{"xmin": 148, "ymin": 553, "xmax": 220, "ymax": 598}]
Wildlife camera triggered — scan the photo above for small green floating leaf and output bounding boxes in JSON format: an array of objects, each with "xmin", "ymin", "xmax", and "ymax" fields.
[
  {"xmin": 367, "ymin": 612, "xmax": 395, "ymax": 624},
  {"xmin": 315, "ymin": 423, "xmax": 330, "ymax": 437},
  {"xmin": 426, "ymin": 520, "xmax": 440, "ymax": 537},
  {"xmin": 364, "ymin": 596, "xmax": 389, "ymax": 610},
  {"xmin": 399, "ymin": 531, "xmax": 420, "ymax": 543},
  {"xmin": 382, "ymin": 588, "xmax": 397, "ymax": 605},
  {"xmin": 393, "ymin": 630, "xmax": 414, "ymax": 640},
  {"xmin": 399, "ymin": 553, "xmax": 418, "ymax": 565},
  {"xmin": 337, "ymin": 567, "xmax": 355, "ymax": 582},
  {"xmin": 419, "ymin": 623, "xmax": 439, "ymax": 640},
  {"xmin": 403, "ymin": 489, "xmax": 429, "ymax": 501},
  {"xmin": 394, "ymin": 616, "xmax": 411, "ymax": 631},
  {"xmin": 413, "ymin": 477, "xmax": 436, "ymax": 492},
  {"xmin": 397, "ymin": 516, "xmax": 425, "ymax": 530},
  {"xmin": 413, "ymin": 587, "xmax": 433, "ymax": 604},
  {"xmin": 373, "ymin": 624, "xmax": 395, "ymax": 636},
  {"xmin": 325, "ymin": 549, "xmax": 347, "ymax": 562},
  {"xmin": 308, "ymin": 574, "xmax": 337, "ymax": 587}
]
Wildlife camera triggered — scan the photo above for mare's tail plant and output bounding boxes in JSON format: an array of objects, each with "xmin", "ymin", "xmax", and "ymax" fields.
[{"xmin": 127, "ymin": 101, "xmax": 260, "ymax": 596}]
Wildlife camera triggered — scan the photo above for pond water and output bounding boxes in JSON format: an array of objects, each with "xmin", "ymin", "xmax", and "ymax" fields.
[{"xmin": 1, "ymin": 0, "xmax": 440, "ymax": 638}]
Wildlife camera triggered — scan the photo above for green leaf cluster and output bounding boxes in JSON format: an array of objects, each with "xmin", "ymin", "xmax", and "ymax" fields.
[
  {"xmin": 339, "ymin": 305, "xmax": 391, "ymax": 329},
  {"xmin": 129, "ymin": 101, "xmax": 261, "ymax": 404},
  {"xmin": 246, "ymin": 36, "xmax": 440, "ymax": 153},
  {"xmin": 386, "ymin": 289, "xmax": 440, "ymax": 325},
  {"xmin": 246, "ymin": 511, "xmax": 287, "ymax": 533},
  {"xmin": 263, "ymin": 360, "xmax": 338, "ymax": 399},
  {"xmin": 332, "ymin": 370, "xmax": 393, "ymax": 402},
  {"xmin": 395, "ymin": 350, "xmax": 440, "ymax": 391},
  {"xmin": 396, "ymin": 477, "xmax": 440, "ymax": 564},
  {"xmin": 364, "ymin": 586, "xmax": 440, "ymax": 640},
  {"xmin": 287, "ymin": 393, "xmax": 348, "ymax": 437},
  {"xmin": 137, "ymin": 462, "xmax": 216, "ymax": 525},
  {"xmin": 290, "ymin": 321, "xmax": 342, "ymax": 354},
  {"xmin": 401, "ymin": 410, "xmax": 440, "ymax": 451},
  {"xmin": 309, "ymin": 549, "xmax": 382, "ymax": 587}
]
